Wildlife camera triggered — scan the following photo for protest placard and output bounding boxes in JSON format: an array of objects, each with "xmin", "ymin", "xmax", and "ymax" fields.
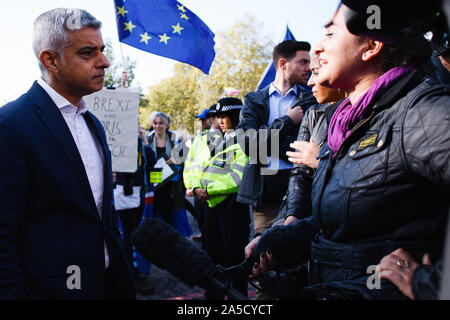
[
  {"xmin": 152, "ymin": 154, "xmax": 179, "ymax": 190},
  {"xmin": 85, "ymin": 88, "xmax": 140, "ymax": 172}
]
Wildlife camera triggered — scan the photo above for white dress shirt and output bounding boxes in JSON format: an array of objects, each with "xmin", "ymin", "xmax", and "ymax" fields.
[{"xmin": 37, "ymin": 78, "xmax": 109, "ymax": 268}]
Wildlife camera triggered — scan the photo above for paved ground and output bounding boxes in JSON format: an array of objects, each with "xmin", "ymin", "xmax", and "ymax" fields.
[
  {"xmin": 138, "ymin": 264, "xmax": 205, "ymax": 300},
  {"xmin": 136, "ymin": 197, "xmax": 255, "ymax": 300}
]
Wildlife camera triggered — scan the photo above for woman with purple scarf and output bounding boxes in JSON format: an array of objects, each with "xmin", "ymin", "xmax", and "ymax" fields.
[{"xmin": 246, "ymin": 2, "xmax": 450, "ymax": 300}]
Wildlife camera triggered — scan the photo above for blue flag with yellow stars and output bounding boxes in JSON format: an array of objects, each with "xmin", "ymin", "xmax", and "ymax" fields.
[{"xmin": 114, "ymin": 0, "xmax": 216, "ymax": 74}]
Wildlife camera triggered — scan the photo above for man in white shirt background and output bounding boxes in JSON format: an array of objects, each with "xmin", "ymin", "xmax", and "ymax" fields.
[{"xmin": 236, "ymin": 40, "xmax": 317, "ymax": 298}]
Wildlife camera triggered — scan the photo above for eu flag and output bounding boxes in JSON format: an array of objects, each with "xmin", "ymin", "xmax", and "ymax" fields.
[
  {"xmin": 255, "ymin": 25, "xmax": 295, "ymax": 90},
  {"xmin": 114, "ymin": 0, "xmax": 216, "ymax": 74}
]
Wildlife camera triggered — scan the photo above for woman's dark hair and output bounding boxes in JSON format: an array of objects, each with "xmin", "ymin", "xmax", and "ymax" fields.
[
  {"xmin": 220, "ymin": 110, "xmax": 241, "ymax": 129},
  {"xmin": 376, "ymin": 22, "xmax": 433, "ymax": 73},
  {"xmin": 229, "ymin": 110, "xmax": 241, "ymax": 128},
  {"xmin": 337, "ymin": 2, "xmax": 434, "ymax": 73}
]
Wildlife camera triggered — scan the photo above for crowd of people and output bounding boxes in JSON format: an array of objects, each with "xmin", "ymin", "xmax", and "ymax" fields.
[
  {"xmin": 245, "ymin": 2, "xmax": 450, "ymax": 300},
  {"xmin": 0, "ymin": 1, "xmax": 449, "ymax": 300}
]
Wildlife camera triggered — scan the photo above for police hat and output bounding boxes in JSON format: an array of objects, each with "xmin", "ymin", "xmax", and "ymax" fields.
[
  {"xmin": 215, "ymin": 97, "xmax": 243, "ymax": 115},
  {"xmin": 194, "ymin": 108, "xmax": 210, "ymax": 120},
  {"xmin": 208, "ymin": 104, "xmax": 218, "ymax": 117}
]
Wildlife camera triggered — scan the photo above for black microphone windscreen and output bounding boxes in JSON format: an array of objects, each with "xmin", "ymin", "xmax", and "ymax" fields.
[{"xmin": 131, "ymin": 218, "xmax": 216, "ymax": 288}]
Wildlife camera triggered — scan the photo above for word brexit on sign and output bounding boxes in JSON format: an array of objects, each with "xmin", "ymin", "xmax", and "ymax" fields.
[{"xmin": 85, "ymin": 88, "xmax": 140, "ymax": 173}]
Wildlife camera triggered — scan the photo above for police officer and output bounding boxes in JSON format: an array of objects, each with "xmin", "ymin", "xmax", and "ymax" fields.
[
  {"xmin": 184, "ymin": 108, "xmax": 211, "ymax": 242},
  {"xmin": 195, "ymin": 97, "xmax": 251, "ymax": 299}
]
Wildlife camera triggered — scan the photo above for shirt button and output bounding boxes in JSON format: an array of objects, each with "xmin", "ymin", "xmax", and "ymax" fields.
[{"xmin": 349, "ymin": 150, "xmax": 356, "ymax": 157}]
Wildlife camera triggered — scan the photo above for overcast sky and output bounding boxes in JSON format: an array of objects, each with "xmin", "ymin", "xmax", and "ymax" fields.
[{"xmin": 0, "ymin": 0, "xmax": 339, "ymax": 102}]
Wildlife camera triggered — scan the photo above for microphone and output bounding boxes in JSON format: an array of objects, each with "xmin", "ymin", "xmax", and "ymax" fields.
[{"xmin": 131, "ymin": 217, "xmax": 249, "ymax": 300}]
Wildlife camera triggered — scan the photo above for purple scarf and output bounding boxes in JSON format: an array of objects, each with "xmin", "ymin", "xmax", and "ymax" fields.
[{"xmin": 328, "ymin": 65, "xmax": 413, "ymax": 157}]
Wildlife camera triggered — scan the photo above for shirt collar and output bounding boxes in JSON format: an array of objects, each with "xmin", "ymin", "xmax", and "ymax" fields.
[
  {"xmin": 269, "ymin": 82, "xmax": 298, "ymax": 97},
  {"xmin": 37, "ymin": 78, "xmax": 88, "ymax": 114}
]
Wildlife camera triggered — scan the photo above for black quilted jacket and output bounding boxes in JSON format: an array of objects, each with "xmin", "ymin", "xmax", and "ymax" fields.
[
  {"xmin": 284, "ymin": 101, "xmax": 341, "ymax": 220},
  {"xmin": 253, "ymin": 69, "xmax": 449, "ymax": 299},
  {"xmin": 310, "ymin": 69, "xmax": 450, "ymax": 257}
]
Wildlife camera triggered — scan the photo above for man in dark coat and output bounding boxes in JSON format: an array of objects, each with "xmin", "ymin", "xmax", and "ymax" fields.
[
  {"xmin": 236, "ymin": 40, "xmax": 316, "ymax": 241},
  {"xmin": 0, "ymin": 8, "xmax": 135, "ymax": 299}
]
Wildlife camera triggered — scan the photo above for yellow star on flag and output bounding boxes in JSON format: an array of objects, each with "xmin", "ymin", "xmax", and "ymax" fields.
[
  {"xmin": 140, "ymin": 32, "xmax": 152, "ymax": 45},
  {"xmin": 124, "ymin": 20, "xmax": 136, "ymax": 33},
  {"xmin": 180, "ymin": 13, "xmax": 189, "ymax": 20},
  {"xmin": 117, "ymin": 6, "xmax": 128, "ymax": 17},
  {"xmin": 177, "ymin": 4, "xmax": 187, "ymax": 13},
  {"xmin": 159, "ymin": 33, "xmax": 171, "ymax": 45},
  {"xmin": 172, "ymin": 23, "xmax": 184, "ymax": 35}
]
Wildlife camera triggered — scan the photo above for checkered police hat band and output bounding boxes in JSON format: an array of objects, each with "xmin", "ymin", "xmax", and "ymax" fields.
[{"xmin": 221, "ymin": 105, "xmax": 242, "ymax": 112}]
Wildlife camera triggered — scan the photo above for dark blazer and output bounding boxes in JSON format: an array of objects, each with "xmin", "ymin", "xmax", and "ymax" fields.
[
  {"xmin": 236, "ymin": 84, "xmax": 317, "ymax": 207},
  {"xmin": 0, "ymin": 81, "xmax": 136, "ymax": 299}
]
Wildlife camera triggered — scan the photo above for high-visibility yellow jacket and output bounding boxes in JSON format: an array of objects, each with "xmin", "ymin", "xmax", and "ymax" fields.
[
  {"xmin": 183, "ymin": 131, "xmax": 211, "ymax": 191},
  {"xmin": 200, "ymin": 136, "xmax": 248, "ymax": 208}
]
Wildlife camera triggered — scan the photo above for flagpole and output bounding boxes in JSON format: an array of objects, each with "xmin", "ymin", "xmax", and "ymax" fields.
[
  {"xmin": 282, "ymin": 23, "xmax": 289, "ymax": 42},
  {"xmin": 111, "ymin": 1, "xmax": 128, "ymax": 77},
  {"xmin": 119, "ymin": 42, "xmax": 128, "ymax": 71}
]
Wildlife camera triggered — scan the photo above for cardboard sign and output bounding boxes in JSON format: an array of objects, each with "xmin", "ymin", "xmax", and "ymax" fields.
[{"xmin": 85, "ymin": 88, "xmax": 140, "ymax": 172}]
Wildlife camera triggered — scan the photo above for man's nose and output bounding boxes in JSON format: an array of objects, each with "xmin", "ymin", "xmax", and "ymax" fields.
[{"xmin": 98, "ymin": 52, "xmax": 110, "ymax": 69}]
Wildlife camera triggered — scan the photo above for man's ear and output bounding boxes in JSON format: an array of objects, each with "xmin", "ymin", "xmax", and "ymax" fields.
[
  {"xmin": 362, "ymin": 40, "xmax": 384, "ymax": 62},
  {"xmin": 278, "ymin": 58, "xmax": 287, "ymax": 71},
  {"xmin": 39, "ymin": 50, "xmax": 59, "ymax": 75}
]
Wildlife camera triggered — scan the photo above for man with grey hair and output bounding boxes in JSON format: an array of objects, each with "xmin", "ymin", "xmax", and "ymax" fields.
[{"xmin": 0, "ymin": 8, "xmax": 135, "ymax": 299}]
